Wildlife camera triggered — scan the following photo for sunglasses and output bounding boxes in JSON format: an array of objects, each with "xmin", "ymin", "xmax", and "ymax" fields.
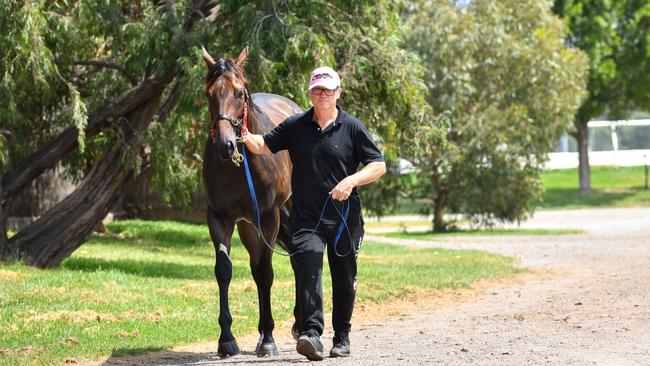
[{"xmin": 311, "ymin": 87, "xmax": 338, "ymax": 96}]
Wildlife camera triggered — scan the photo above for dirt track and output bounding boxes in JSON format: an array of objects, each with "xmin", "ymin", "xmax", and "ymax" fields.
[{"xmin": 98, "ymin": 207, "xmax": 650, "ymax": 365}]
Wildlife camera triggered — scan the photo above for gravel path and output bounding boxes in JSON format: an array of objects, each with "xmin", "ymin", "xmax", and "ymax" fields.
[{"xmin": 99, "ymin": 207, "xmax": 650, "ymax": 365}]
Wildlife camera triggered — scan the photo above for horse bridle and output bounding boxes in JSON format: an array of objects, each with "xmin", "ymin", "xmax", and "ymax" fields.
[{"xmin": 209, "ymin": 88, "xmax": 250, "ymax": 166}]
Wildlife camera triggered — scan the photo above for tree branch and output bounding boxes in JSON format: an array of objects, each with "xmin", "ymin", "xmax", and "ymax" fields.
[
  {"xmin": 0, "ymin": 0, "xmax": 215, "ymax": 205},
  {"xmin": 74, "ymin": 59, "xmax": 138, "ymax": 85},
  {"xmin": 0, "ymin": 72, "xmax": 175, "ymax": 203}
]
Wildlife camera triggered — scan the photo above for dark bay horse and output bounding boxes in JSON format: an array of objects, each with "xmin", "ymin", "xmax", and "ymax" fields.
[{"xmin": 201, "ymin": 47, "xmax": 301, "ymax": 357}]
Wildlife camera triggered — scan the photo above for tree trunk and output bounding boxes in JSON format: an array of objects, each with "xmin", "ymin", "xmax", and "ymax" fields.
[
  {"xmin": 433, "ymin": 190, "xmax": 447, "ymax": 232},
  {"xmin": 0, "ymin": 200, "xmax": 10, "ymax": 259},
  {"xmin": 575, "ymin": 119, "xmax": 591, "ymax": 194},
  {"xmin": 7, "ymin": 95, "xmax": 161, "ymax": 268}
]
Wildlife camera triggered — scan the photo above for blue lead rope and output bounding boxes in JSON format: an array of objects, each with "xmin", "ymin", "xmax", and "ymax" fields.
[
  {"xmin": 242, "ymin": 145, "xmax": 353, "ymax": 257},
  {"xmin": 242, "ymin": 146, "xmax": 262, "ymax": 230}
]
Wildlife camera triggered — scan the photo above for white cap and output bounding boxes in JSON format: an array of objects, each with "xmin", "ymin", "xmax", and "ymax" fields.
[{"xmin": 308, "ymin": 66, "xmax": 341, "ymax": 91}]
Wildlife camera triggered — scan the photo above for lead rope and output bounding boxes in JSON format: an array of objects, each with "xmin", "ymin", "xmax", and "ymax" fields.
[{"xmin": 241, "ymin": 144, "xmax": 353, "ymax": 257}]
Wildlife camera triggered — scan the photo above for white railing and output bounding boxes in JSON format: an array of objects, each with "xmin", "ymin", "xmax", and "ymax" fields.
[
  {"xmin": 547, "ymin": 119, "xmax": 650, "ymax": 169},
  {"xmin": 546, "ymin": 149, "xmax": 650, "ymax": 169}
]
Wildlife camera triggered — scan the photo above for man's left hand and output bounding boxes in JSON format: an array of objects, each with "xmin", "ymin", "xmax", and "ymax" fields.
[{"xmin": 330, "ymin": 176, "xmax": 357, "ymax": 201}]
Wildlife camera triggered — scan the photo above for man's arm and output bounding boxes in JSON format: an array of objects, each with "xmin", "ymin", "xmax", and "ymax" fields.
[
  {"xmin": 330, "ymin": 161, "xmax": 387, "ymax": 201},
  {"xmin": 241, "ymin": 133, "xmax": 271, "ymax": 155}
]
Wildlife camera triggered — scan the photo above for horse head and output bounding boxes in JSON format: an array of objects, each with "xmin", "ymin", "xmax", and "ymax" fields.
[{"xmin": 202, "ymin": 47, "xmax": 250, "ymax": 163}]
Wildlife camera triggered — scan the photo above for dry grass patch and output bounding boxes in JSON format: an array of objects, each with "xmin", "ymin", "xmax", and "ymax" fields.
[
  {"xmin": 0, "ymin": 269, "xmax": 19, "ymax": 280},
  {"xmin": 22, "ymin": 309, "xmax": 193, "ymax": 324}
]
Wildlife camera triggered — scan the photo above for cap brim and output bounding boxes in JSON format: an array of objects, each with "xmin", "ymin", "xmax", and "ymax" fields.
[{"xmin": 308, "ymin": 80, "xmax": 340, "ymax": 91}]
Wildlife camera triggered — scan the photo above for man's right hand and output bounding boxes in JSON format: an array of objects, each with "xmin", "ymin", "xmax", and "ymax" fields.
[{"xmin": 242, "ymin": 133, "xmax": 271, "ymax": 155}]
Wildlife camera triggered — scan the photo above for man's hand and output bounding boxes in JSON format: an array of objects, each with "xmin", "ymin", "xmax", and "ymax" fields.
[
  {"xmin": 330, "ymin": 176, "xmax": 358, "ymax": 201},
  {"xmin": 242, "ymin": 133, "xmax": 271, "ymax": 155},
  {"xmin": 330, "ymin": 162, "xmax": 387, "ymax": 201},
  {"xmin": 239, "ymin": 128, "xmax": 249, "ymax": 143}
]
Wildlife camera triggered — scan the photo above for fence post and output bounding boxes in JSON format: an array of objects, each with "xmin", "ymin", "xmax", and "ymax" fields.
[{"xmin": 643, "ymin": 154, "xmax": 648, "ymax": 191}]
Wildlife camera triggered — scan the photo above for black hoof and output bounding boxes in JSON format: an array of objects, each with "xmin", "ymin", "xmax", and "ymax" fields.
[
  {"xmin": 217, "ymin": 339, "xmax": 240, "ymax": 358},
  {"xmin": 255, "ymin": 341, "xmax": 279, "ymax": 357}
]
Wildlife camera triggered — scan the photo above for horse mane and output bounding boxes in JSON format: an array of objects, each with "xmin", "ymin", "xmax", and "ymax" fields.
[{"xmin": 205, "ymin": 58, "xmax": 248, "ymax": 87}]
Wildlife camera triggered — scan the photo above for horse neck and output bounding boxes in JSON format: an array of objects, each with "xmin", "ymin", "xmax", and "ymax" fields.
[{"xmin": 247, "ymin": 103, "xmax": 271, "ymax": 135}]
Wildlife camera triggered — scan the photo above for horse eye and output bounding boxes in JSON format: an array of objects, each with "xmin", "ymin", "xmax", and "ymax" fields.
[{"xmin": 236, "ymin": 89, "xmax": 244, "ymax": 99}]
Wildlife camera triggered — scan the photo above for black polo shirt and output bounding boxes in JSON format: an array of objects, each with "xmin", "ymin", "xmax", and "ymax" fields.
[{"xmin": 263, "ymin": 105, "xmax": 384, "ymax": 227}]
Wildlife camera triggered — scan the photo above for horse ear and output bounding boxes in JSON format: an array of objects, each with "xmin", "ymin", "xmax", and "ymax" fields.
[
  {"xmin": 202, "ymin": 46, "xmax": 216, "ymax": 68},
  {"xmin": 235, "ymin": 46, "xmax": 249, "ymax": 68}
]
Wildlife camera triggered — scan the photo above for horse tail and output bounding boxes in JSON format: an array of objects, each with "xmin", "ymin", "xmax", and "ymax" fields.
[{"xmin": 276, "ymin": 198, "xmax": 292, "ymax": 252}]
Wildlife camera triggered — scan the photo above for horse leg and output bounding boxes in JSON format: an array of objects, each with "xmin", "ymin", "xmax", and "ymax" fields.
[
  {"xmin": 207, "ymin": 209, "xmax": 238, "ymax": 358},
  {"xmin": 278, "ymin": 201, "xmax": 302, "ymax": 339},
  {"xmin": 290, "ymin": 255, "xmax": 302, "ymax": 340},
  {"xmin": 237, "ymin": 210, "xmax": 280, "ymax": 357}
]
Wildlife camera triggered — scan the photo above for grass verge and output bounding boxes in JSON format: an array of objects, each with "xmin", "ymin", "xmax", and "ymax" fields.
[
  {"xmin": 0, "ymin": 219, "xmax": 518, "ymax": 365},
  {"xmin": 540, "ymin": 166, "xmax": 650, "ymax": 209},
  {"xmin": 380, "ymin": 228, "xmax": 584, "ymax": 241},
  {"xmin": 391, "ymin": 166, "xmax": 650, "ymax": 215}
]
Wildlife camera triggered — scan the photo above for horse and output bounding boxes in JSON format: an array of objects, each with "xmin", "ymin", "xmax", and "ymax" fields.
[{"xmin": 201, "ymin": 47, "xmax": 301, "ymax": 358}]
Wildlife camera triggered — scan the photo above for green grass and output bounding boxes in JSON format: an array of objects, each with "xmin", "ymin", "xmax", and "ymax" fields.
[
  {"xmin": 0, "ymin": 220, "xmax": 519, "ymax": 365},
  {"xmin": 541, "ymin": 165, "xmax": 650, "ymax": 209},
  {"xmin": 382, "ymin": 228, "xmax": 584, "ymax": 241},
  {"xmin": 390, "ymin": 166, "xmax": 650, "ymax": 214}
]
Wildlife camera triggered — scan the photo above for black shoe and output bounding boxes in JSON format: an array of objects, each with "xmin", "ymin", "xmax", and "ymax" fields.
[
  {"xmin": 330, "ymin": 335, "xmax": 350, "ymax": 358},
  {"xmin": 296, "ymin": 333, "xmax": 324, "ymax": 361}
]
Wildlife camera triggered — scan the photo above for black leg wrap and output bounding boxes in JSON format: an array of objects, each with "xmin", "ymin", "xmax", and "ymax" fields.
[
  {"xmin": 215, "ymin": 246, "xmax": 237, "ymax": 353},
  {"xmin": 291, "ymin": 321, "xmax": 301, "ymax": 341}
]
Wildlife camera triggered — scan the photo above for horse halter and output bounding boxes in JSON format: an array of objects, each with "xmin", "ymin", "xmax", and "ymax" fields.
[{"xmin": 209, "ymin": 88, "xmax": 250, "ymax": 166}]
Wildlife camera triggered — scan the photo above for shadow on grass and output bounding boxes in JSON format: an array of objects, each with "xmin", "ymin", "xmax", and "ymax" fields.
[
  {"xmin": 62, "ymin": 257, "xmax": 213, "ymax": 280},
  {"xmin": 109, "ymin": 346, "xmax": 165, "ymax": 357},
  {"xmin": 89, "ymin": 230, "xmax": 213, "ymax": 249},
  {"xmin": 541, "ymin": 188, "xmax": 638, "ymax": 209},
  {"xmin": 61, "ymin": 256, "xmax": 255, "ymax": 281},
  {"xmin": 101, "ymin": 348, "xmax": 305, "ymax": 365}
]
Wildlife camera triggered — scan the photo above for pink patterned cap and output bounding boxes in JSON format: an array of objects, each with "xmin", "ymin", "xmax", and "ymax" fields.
[{"xmin": 308, "ymin": 66, "xmax": 340, "ymax": 91}]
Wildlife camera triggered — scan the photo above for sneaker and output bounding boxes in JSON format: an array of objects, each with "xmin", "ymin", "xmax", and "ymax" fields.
[
  {"xmin": 296, "ymin": 332, "xmax": 324, "ymax": 361},
  {"xmin": 330, "ymin": 335, "xmax": 350, "ymax": 358}
]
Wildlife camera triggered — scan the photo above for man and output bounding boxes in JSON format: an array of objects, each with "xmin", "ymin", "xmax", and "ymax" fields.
[{"xmin": 242, "ymin": 66, "xmax": 386, "ymax": 360}]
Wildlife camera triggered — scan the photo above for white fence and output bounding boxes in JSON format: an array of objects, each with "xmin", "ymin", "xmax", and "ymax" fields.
[
  {"xmin": 546, "ymin": 119, "xmax": 650, "ymax": 170},
  {"xmin": 546, "ymin": 149, "xmax": 650, "ymax": 169}
]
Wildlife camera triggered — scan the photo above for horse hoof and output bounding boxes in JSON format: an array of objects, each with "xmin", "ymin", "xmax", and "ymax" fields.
[
  {"xmin": 217, "ymin": 339, "xmax": 240, "ymax": 358},
  {"xmin": 255, "ymin": 342, "xmax": 278, "ymax": 357}
]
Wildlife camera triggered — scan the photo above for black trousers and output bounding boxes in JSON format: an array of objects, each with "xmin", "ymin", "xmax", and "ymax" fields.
[{"xmin": 289, "ymin": 217, "xmax": 364, "ymax": 337}]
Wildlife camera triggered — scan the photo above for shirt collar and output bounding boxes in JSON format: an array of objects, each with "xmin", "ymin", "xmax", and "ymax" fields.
[{"xmin": 308, "ymin": 105, "xmax": 344, "ymax": 126}]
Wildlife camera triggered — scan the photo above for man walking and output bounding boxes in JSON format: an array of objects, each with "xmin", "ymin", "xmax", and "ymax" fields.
[{"xmin": 242, "ymin": 66, "xmax": 386, "ymax": 360}]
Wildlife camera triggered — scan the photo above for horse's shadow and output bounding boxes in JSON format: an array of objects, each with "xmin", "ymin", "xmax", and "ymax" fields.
[{"xmin": 100, "ymin": 348, "xmax": 307, "ymax": 365}]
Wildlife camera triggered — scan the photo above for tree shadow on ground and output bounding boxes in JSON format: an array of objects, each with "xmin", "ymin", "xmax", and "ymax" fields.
[
  {"xmin": 101, "ymin": 348, "xmax": 305, "ymax": 365},
  {"xmin": 61, "ymin": 257, "xmax": 213, "ymax": 280},
  {"xmin": 89, "ymin": 229, "xmax": 214, "ymax": 249},
  {"xmin": 61, "ymin": 256, "xmax": 255, "ymax": 281}
]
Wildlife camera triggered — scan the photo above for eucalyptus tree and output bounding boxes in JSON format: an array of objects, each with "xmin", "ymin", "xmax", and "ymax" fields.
[
  {"xmin": 404, "ymin": 0, "xmax": 588, "ymax": 231},
  {"xmin": 209, "ymin": 0, "xmax": 434, "ymax": 215},
  {"xmin": 552, "ymin": 0, "xmax": 650, "ymax": 193},
  {"xmin": 0, "ymin": 1, "xmax": 432, "ymax": 266}
]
